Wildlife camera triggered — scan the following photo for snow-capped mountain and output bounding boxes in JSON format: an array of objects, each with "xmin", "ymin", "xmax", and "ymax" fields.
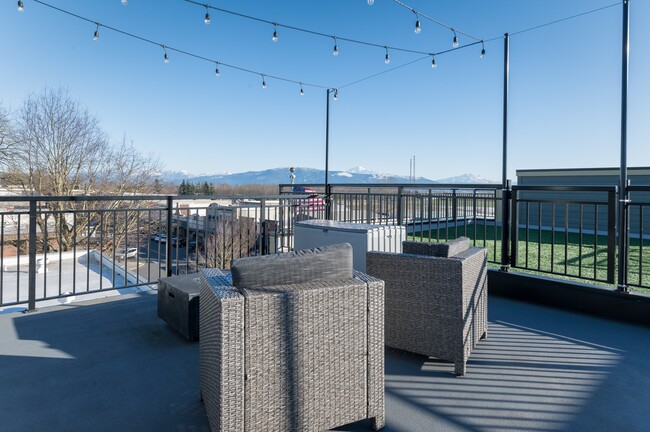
[
  {"xmin": 435, "ymin": 173, "xmax": 499, "ymax": 184},
  {"xmin": 162, "ymin": 167, "xmax": 496, "ymax": 186},
  {"xmin": 174, "ymin": 167, "xmax": 435, "ymax": 185}
]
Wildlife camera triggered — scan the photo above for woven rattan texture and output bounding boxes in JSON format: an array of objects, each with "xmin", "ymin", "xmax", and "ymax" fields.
[
  {"xmin": 367, "ymin": 246, "xmax": 487, "ymax": 376},
  {"xmin": 199, "ymin": 267, "xmax": 385, "ymax": 431}
]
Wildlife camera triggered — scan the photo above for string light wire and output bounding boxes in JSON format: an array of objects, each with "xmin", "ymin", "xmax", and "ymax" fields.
[
  {"xmin": 181, "ymin": 0, "xmax": 462, "ymax": 57},
  {"xmin": 29, "ymin": 0, "xmax": 332, "ymax": 90},
  {"xmin": 23, "ymin": 0, "xmax": 623, "ymax": 95}
]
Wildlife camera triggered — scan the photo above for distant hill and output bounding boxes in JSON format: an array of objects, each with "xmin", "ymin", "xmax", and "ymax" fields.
[
  {"xmin": 172, "ymin": 167, "xmax": 436, "ymax": 185},
  {"xmin": 435, "ymin": 173, "xmax": 499, "ymax": 184},
  {"xmin": 158, "ymin": 167, "xmax": 497, "ymax": 186}
]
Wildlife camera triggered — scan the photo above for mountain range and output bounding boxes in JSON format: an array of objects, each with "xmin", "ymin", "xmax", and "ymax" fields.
[{"xmin": 159, "ymin": 167, "xmax": 498, "ymax": 185}]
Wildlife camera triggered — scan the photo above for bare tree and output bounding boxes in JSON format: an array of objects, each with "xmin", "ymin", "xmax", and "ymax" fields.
[
  {"xmin": 197, "ymin": 217, "xmax": 257, "ymax": 269},
  {"xmin": 9, "ymin": 87, "xmax": 161, "ymax": 252},
  {"xmin": 0, "ymin": 103, "xmax": 15, "ymax": 172}
]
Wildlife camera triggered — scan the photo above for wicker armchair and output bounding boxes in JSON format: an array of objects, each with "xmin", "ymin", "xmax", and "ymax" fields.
[
  {"xmin": 199, "ymin": 243, "xmax": 385, "ymax": 432},
  {"xmin": 366, "ymin": 237, "xmax": 487, "ymax": 376}
]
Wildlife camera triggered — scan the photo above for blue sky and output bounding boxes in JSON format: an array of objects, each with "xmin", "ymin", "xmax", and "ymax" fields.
[{"xmin": 1, "ymin": 0, "xmax": 648, "ymax": 182}]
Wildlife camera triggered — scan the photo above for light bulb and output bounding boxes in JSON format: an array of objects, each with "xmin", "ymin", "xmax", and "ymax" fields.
[
  {"xmin": 205, "ymin": 12, "xmax": 211, "ymax": 25},
  {"xmin": 164, "ymin": 52, "xmax": 169, "ymax": 63},
  {"xmin": 18, "ymin": 0, "xmax": 24, "ymax": 11},
  {"xmin": 262, "ymin": 77, "xmax": 267, "ymax": 89},
  {"xmin": 333, "ymin": 44, "xmax": 339, "ymax": 56},
  {"xmin": 215, "ymin": 66, "xmax": 220, "ymax": 76},
  {"xmin": 431, "ymin": 57, "xmax": 437, "ymax": 68},
  {"xmin": 480, "ymin": 48, "xmax": 485, "ymax": 58},
  {"xmin": 121, "ymin": 0, "xmax": 128, "ymax": 4},
  {"xmin": 452, "ymin": 35, "xmax": 459, "ymax": 48},
  {"xmin": 415, "ymin": 20, "xmax": 421, "ymax": 34},
  {"xmin": 93, "ymin": 29, "xmax": 99, "ymax": 41},
  {"xmin": 385, "ymin": 53, "xmax": 390, "ymax": 64},
  {"xmin": 368, "ymin": 0, "xmax": 374, "ymax": 4},
  {"xmin": 333, "ymin": 89, "xmax": 338, "ymax": 100},
  {"xmin": 272, "ymin": 28, "xmax": 278, "ymax": 42},
  {"xmin": 300, "ymin": 85, "xmax": 304, "ymax": 96}
]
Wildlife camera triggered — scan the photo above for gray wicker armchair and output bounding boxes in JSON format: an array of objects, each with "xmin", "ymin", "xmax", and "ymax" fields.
[
  {"xmin": 199, "ymin": 243, "xmax": 385, "ymax": 432},
  {"xmin": 366, "ymin": 237, "xmax": 487, "ymax": 376}
]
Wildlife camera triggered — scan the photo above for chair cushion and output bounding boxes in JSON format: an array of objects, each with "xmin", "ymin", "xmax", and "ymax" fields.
[
  {"xmin": 403, "ymin": 236, "xmax": 471, "ymax": 257},
  {"xmin": 231, "ymin": 243, "xmax": 353, "ymax": 289}
]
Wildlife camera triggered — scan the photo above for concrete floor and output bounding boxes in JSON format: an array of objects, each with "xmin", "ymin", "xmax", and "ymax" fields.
[{"xmin": 1, "ymin": 292, "xmax": 649, "ymax": 432}]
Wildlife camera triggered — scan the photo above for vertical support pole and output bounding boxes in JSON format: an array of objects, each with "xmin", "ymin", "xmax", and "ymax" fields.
[
  {"xmin": 396, "ymin": 187, "xmax": 403, "ymax": 226},
  {"xmin": 166, "ymin": 196, "xmax": 173, "ymax": 277},
  {"xmin": 259, "ymin": 198, "xmax": 267, "ymax": 255},
  {"xmin": 27, "ymin": 199, "xmax": 37, "ymax": 312},
  {"xmin": 618, "ymin": 0, "xmax": 630, "ymax": 293},
  {"xmin": 366, "ymin": 188, "xmax": 372, "ymax": 224},
  {"xmin": 502, "ymin": 33, "xmax": 510, "ymax": 189},
  {"xmin": 607, "ymin": 189, "xmax": 617, "ymax": 284},
  {"xmin": 501, "ymin": 180, "xmax": 512, "ymax": 272},
  {"xmin": 325, "ymin": 89, "xmax": 331, "ymax": 220}
]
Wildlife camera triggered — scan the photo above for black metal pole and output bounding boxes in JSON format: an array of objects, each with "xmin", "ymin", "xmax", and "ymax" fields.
[
  {"xmin": 166, "ymin": 196, "xmax": 173, "ymax": 277},
  {"xmin": 325, "ymin": 89, "xmax": 331, "ymax": 219},
  {"xmin": 27, "ymin": 199, "xmax": 37, "ymax": 312},
  {"xmin": 617, "ymin": 0, "xmax": 630, "ymax": 293},
  {"xmin": 502, "ymin": 33, "xmax": 509, "ymax": 189},
  {"xmin": 499, "ymin": 33, "xmax": 511, "ymax": 272}
]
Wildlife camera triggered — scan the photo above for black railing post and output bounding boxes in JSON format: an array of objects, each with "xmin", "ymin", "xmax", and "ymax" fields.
[
  {"xmin": 27, "ymin": 199, "xmax": 37, "ymax": 312},
  {"xmin": 396, "ymin": 187, "xmax": 403, "ymax": 226},
  {"xmin": 607, "ymin": 188, "xmax": 617, "ymax": 284},
  {"xmin": 366, "ymin": 188, "xmax": 372, "ymax": 224},
  {"xmin": 166, "ymin": 196, "xmax": 173, "ymax": 277},
  {"xmin": 259, "ymin": 198, "xmax": 266, "ymax": 255},
  {"xmin": 325, "ymin": 184, "xmax": 333, "ymax": 220},
  {"xmin": 501, "ymin": 180, "xmax": 512, "ymax": 272}
]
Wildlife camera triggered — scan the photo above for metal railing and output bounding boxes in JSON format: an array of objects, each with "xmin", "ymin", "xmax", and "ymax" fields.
[
  {"xmin": 2, "ymin": 181, "xmax": 650, "ymax": 310},
  {"xmin": 510, "ymin": 186, "xmax": 617, "ymax": 284},
  {"xmin": 0, "ymin": 194, "xmax": 314, "ymax": 310}
]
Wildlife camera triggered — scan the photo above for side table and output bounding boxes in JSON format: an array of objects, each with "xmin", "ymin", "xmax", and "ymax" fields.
[{"xmin": 157, "ymin": 273, "xmax": 202, "ymax": 340}]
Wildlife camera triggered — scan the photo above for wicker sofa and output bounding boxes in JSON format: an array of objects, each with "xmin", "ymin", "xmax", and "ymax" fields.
[
  {"xmin": 199, "ymin": 243, "xmax": 385, "ymax": 431},
  {"xmin": 366, "ymin": 237, "xmax": 487, "ymax": 376}
]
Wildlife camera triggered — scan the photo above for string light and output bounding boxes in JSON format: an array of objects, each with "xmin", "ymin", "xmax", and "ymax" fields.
[
  {"xmin": 452, "ymin": 29, "xmax": 459, "ymax": 48},
  {"xmin": 93, "ymin": 23, "xmax": 99, "ymax": 40},
  {"xmin": 180, "ymin": 0, "xmax": 476, "ymax": 59},
  {"xmin": 299, "ymin": 83, "xmax": 304, "ymax": 96},
  {"xmin": 368, "ymin": 0, "xmax": 374, "ymax": 5},
  {"xmin": 204, "ymin": 6, "xmax": 210, "ymax": 25},
  {"xmin": 384, "ymin": 46, "xmax": 390, "ymax": 64},
  {"xmin": 332, "ymin": 37, "xmax": 339, "ymax": 56},
  {"xmin": 20, "ymin": 0, "xmax": 620, "ymax": 98},
  {"xmin": 333, "ymin": 88, "xmax": 339, "ymax": 100},
  {"xmin": 431, "ymin": 55, "xmax": 437, "ymax": 68},
  {"xmin": 261, "ymin": 75, "xmax": 267, "ymax": 89},
  {"xmin": 215, "ymin": 62, "xmax": 220, "ymax": 76},
  {"xmin": 272, "ymin": 24, "xmax": 278, "ymax": 42},
  {"xmin": 480, "ymin": 41, "xmax": 485, "ymax": 58},
  {"xmin": 414, "ymin": 12, "xmax": 421, "ymax": 34}
]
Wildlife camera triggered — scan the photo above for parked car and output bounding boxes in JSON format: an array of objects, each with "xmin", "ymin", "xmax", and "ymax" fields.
[
  {"xmin": 151, "ymin": 233, "xmax": 167, "ymax": 242},
  {"xmin": 116, "ymin": 247, "xmax": 138, "ymax": 259}
]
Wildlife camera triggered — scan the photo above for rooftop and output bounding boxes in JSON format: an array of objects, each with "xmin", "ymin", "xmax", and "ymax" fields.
[{"xmin": 1, "ymin": 290, "xmax": 649, "ymax": 432}]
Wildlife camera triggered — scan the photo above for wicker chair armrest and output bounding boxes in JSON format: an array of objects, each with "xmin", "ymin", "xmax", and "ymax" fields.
[{"xmin": 199, "ymin": 269, "xmax": 245, "ymax": 432}]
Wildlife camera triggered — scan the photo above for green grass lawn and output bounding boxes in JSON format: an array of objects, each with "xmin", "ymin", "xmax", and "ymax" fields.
[{"xmin": 409, "ymin": 221, "xmax": 650, "ymax": 294}]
